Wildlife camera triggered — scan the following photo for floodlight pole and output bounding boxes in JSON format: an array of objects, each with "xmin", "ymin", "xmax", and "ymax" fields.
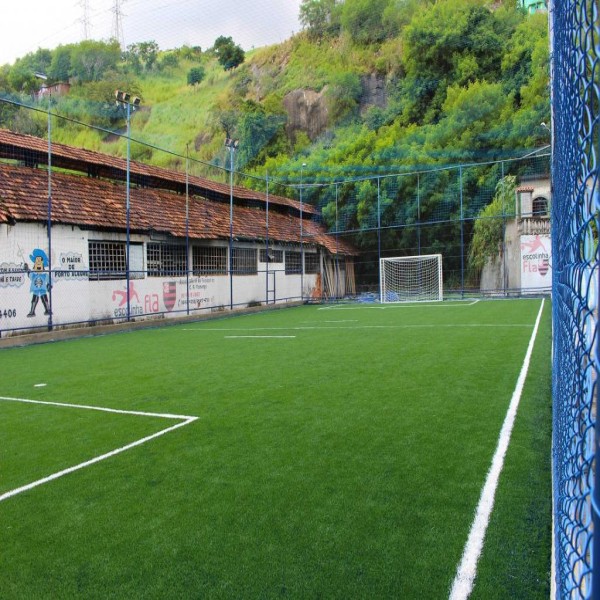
[
  {"xmin": 36, "ymin": 72, "xmax": 53, "ymax": 330},
  {"xmin": 115, "ymin": 90, "xmax": 140, "ymax": 321},
  {"xmin": 265, "ymin": 171, "xmax": 270, "ymax": 304},
  {"xmin": 225, "ymin": 138, "xmax": 238, "ymax": 311}
]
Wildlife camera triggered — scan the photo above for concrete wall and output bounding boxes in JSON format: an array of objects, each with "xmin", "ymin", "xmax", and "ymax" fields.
[{"xmin": 0, "ymin": 222, "xmax": 318, "ymax": 336}]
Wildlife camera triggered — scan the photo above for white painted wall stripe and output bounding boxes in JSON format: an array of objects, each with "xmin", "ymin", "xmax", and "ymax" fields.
[{"xmin": 449, "ymin": 298, "xmax": 545, "ymax": 600}]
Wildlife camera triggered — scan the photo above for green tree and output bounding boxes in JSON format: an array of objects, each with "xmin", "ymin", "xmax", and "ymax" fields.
[
  {"xmin": 326, "ymin": 71, "xmax": 362, "ymax": 121},
  {"xmin": 48, "ymin": 46, "xmax": 72, "ymax": 81},
  {"xmin": 70, "ymin": 40, "xmax": 121, "ymax": 82},
  {"xmin": 125, "ymin": 41, "xmax": 160, "ymax": 73},
  {"xmin": 187, "ymin": 66, "xmax": 206, "ymax": 86},
  {"xmin": 236, "ymin": 101, "xmax": 286, "ymax": 168},
  {"xmin": 6, "ymin": 48, "xmax": 53, "ymax": 92},
  {"xmin": 468, "ymin": 175, "xmax": 516, "ymax": 274},
  {"xmin": 299, "ymin": 0, "xmax": 341, "ymax": 39},
  {"xmin": 213, "ymin": 36, "xmax": 245, "ymax": 70},
  {"xmin": 401, "ymin": 0, "xmax": 511, "ymax": 123},
  {"xmin": 340, "ymin": 0, "xmax": 395, "ymax": 44}
]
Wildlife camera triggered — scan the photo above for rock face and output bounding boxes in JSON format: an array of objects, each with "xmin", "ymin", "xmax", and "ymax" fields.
[
  {"xmin": 283, "ymin": 89, "xmax": 329, "ymax": 141},
  {"xmin": 360, "ymin": 73, "xmax": 387, "ymax": 111},
  {"xmin": 282, "ymin": 74, "xmax": 387, "ymax": 141}
]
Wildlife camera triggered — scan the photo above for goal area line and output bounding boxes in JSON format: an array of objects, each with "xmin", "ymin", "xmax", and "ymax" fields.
[
  {"xmin": 319, "ymin": 299, "xmax": 480, "ymax": 310},
  {"xmin": 0, "ymin": 396, "xmax": 198, "ymax": 503}
]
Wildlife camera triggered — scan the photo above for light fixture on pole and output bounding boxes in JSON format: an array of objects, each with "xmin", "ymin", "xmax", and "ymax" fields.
[
  {"xmin": 225, "ymin": 137, "xmax": 239, "ymax": 310},
  {"xmin": 115, "ymin": 90, "xmax": 141, "ymax": 321},
  {"xmin": 36, "ymin": 71, "xmax": 53, "ymax": 329},
  {"xmin": 300, "ymin": 162, "xmax": 307, "ymax": 302}
]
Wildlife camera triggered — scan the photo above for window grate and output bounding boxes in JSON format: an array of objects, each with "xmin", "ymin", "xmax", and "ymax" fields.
[{"xmin": 193, "ymin": 246, "xmax": 227, "ymax": 275}]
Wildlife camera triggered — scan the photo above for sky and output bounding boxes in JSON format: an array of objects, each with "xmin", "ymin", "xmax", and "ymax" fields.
[{"xmin": 0, "ymin": 0, "xmax": 303, "ymax": 66}]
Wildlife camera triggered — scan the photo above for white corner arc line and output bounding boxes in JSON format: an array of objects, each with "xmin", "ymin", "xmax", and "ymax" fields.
[
  {"xmin": 449, "ymin": 298, "xmax": 545, "ymax": 600},
  {"xmin": 0, "ymin": 397, "xmax": 198, "ymax": 503}
]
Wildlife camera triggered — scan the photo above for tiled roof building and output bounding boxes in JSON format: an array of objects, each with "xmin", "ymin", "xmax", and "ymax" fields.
[{"xmin": 0, "ymin": 129, "xmax": 356, "ymax": 336}]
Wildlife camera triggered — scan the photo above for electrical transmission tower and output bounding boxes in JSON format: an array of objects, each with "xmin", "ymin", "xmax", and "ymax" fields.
[
  {"xmin": 112, "ymin": 0, "xmax": 126, "ymax": 47},
  {"xmin": 79, "ymin": 0, "xmax": 91, "ymax": 40}
]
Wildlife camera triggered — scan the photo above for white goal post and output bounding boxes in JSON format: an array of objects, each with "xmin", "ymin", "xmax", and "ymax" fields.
[{"xmin": 379, "ymin": 254, "xmax": 443, "ymax": 303}]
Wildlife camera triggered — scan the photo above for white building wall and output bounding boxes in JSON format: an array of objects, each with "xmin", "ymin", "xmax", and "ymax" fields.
[{"xmin": 0, "ymin": 223, "xmax": 318, "ymax": 335}]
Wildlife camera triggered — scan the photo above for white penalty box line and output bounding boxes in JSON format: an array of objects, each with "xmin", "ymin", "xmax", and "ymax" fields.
[{"xmin": 0, "ymin": 396, "xmax": 198, "ymax": 503}]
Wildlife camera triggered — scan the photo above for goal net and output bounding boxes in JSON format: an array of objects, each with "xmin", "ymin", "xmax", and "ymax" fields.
[{"xmin": 380, "ymin": 254, "xmax": 443, "ymax": 303}]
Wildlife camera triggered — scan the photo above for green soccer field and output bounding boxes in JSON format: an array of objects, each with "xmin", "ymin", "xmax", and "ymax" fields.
[{"xmin": 0, "ymin": 299, "xmax": 551, "ymax": 599}]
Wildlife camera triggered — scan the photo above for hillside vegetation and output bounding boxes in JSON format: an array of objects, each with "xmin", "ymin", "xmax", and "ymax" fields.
[
  {"xmin": 0, "ymin": 0, "xmax": 549, "ymax": 175},
  {"xmin": 0, "ymin": 0, "xmax": 549, "ymax": 278}
]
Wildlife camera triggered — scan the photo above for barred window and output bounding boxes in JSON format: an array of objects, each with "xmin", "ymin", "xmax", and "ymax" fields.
[
  {"xmin": 89, "ymin": 241, "xmax": 126, "ymax": 280},
  {"xmin": 285, "ymin": 251, "xmax": 302, "ymax": 274},
  {"xmin": 305, "ymin": 253, "xmax": 320, "ymax": 274},
  {"xmin": 232, "ymin": 248, "xmax": 257, "ymax": 275},
  {"xmin": 193, "ymin": 246, "xmax": 227, "ymax": 275},
  {"xmin": 259, "ymin": 249, "xmax": 283, "ymax": 263},
  {"xmin": 532, "ymin": 196, "xmax": 549, "ymax": 216},
  {"xmin": 147, "ymin": 243, "xmax": 187, "ymax": 277}
]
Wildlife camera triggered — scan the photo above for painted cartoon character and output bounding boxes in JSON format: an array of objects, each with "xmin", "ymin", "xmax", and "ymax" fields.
[{"xmin": 25, "ymin": 249, "xmax": 51, "ymax": 317}]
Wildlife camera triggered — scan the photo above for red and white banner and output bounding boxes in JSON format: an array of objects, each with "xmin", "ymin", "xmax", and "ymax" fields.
[{"xmin": 520, "ymin": 234, "xmax": 551, "ymax": 291}]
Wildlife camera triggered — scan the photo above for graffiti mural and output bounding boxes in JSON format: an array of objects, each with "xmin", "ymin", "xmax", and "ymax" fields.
[{"xmin": 26, "ymin": 249, "xmax": 51, "ymax": 317}]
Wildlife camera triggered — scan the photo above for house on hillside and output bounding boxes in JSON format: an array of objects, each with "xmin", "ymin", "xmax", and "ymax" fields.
[
  {"xmin": 521, "ymin": 0, "xmax": 548, "ymax": 14},
  {"xmin": 34, "ymin": 82, "xmax": 71, "ymax": 100},
  {"xmin": 480, "ymin": 174, "xmax": 551, "ymax": 294},
  {"xmin": 0, "ymin": 130, "xmax": 356, "ymax": 337}
]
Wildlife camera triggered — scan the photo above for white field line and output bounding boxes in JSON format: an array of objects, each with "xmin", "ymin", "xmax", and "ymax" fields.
[
  {"xmin": 182, "ymin": 324, "xmax": 533, "ymax": 333},
  {"xmin": 0, "ymin": 396, "xmax": 198, "ymax": 503},
  {"xmin": 224, "ymin": 335, "xmax": 296, "ymax": 339},
  {"xmin": 318, "ymin": 299, "xmax": 480, "ymax": 310},
  {"xmin": 300, "ymin": 320, "xmax": 359, "ymax": 324},
  {"xmin": 449, "ymin": 298, "xmax": 545, "ymax": 600}
]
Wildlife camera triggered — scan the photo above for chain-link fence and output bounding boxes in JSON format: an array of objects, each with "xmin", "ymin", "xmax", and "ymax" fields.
[
  {"xmin": 302, "ymin": 151, "xmax": 551, "ymax": 298},
  {"xmin": 0, "ymin": 94, "xmax": 552, "ymax": 338},
  {"xmin": 550, "ymin": 0, "xmax": 600, "ymax": 596}
]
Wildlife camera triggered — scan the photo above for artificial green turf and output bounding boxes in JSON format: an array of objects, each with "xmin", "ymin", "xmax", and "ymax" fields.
[
  {"xmin": 470, "ymin": 302, "xmax": 552, "ymax": 599},
  {"xmin": 0, "ymin": 299, "xmax": 550, "ymax": 598},
  {"xmin": 0, "ymin": 400, "xmax": 177, "ymax": 494}
]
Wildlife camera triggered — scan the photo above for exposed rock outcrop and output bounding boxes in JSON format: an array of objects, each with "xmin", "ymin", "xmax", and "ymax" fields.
[
  {"xmin": 282, "ymin": 88, "xmax": 329, "ymax": 141},
  {"xmin": 360, "ymin": 73, "xmax": 387, "ymax": 111}
]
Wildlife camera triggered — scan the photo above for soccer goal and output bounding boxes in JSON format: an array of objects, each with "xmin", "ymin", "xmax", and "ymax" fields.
[{"xmin": 380, "ymin": 254, "xmax": 443, "ymax": 303}]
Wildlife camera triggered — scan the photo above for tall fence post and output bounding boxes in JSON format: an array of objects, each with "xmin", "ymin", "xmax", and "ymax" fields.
[
  {"xmin": 336, "ymin": 183, "xmax": 340, "ymax": 299},
  {"xmin": 459, "ymin": 166, "xmax": 464, "ymax": 298},
  {"xmin": 185, "ymin": 144, "xmax": 190, "ymax": 316},
  {"xmin": 501, "ymin": 160, "xmax": 506, "ymax": 296},
  {"xmin": 46, "ymin": 91, "xmax": 53, "ymax": 330},
  {"xmin": 265, "ymin": 172, "xmax": 270, "ymax": 304},
  {"xmin": 377, "ymin": 177, "xmax": 382, "ymax": 299},
  {"xmin": 417, "ymin": 173, "xmax": 421, "ymax": 256}
]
